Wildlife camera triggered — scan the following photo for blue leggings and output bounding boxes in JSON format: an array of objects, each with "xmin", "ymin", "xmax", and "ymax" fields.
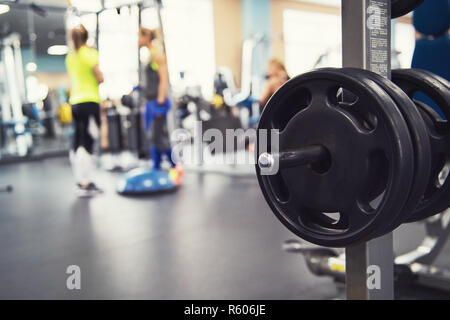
[{"xmin": 151, "ymin": 147, "xmax": 176, "ymax": 170}]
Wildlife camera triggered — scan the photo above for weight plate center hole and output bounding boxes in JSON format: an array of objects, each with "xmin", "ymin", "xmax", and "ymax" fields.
[{"xmin": 309, "ymin": 146, "xmax": 332, "ymax": 174}]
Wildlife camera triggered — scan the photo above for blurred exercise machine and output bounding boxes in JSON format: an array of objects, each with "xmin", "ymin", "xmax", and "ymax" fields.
[
  {"xmin": 233, "ymin": 33, "xmax": 265, "ymax": 125},
  {"xmin": 0, "ymin": 33, "xmax": 33, "ymax": 157},
  {"xmin": 175, "ymin": 32, "xmax": 265, "ymax": 132},
  {"xmin": 283, "ymin": 210, "xmax": 450, "ymax": 298}
]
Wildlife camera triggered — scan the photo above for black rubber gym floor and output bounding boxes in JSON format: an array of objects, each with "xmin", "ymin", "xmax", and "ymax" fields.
[{"xmin": 0, "ymin": 157, "xmax": 449, "ymax": 299}]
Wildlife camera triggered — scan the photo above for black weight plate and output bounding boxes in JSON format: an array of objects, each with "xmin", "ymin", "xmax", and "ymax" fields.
[
  {"xmin": 392, "ymin": 0, "xmax": 424, "ymax": 19},
  {"xmin": 256, "ymin": 68, "xmax": 414, "ymax": 247},
  {"xmin": 414, "ymin": 99, "xmax": 450, "ymax": 215},
  {"xmin": 415, "ymin": 99, "xmax": 446, "ymax": 126},
  {"xmin": 415, "ymin": 100, "xmax": 446, "ymax": 137},
  {"xmin": 392, "ymin": 69, "xmax": 450, "ymax": 221},
  {"xmin": 340, "ymin": 68, "xmax": 431, "ymax": 233},
  {"xmin": 417, "ymin": 69, "xmax": 450, "ymax": 90}
]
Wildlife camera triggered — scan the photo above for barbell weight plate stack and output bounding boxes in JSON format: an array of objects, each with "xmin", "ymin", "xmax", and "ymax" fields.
[
  {"xmin": 391, "ymin": 0, "xmax": 424, "ymax": 19},
  {"xmin": 339, "ymin": 68, "xmax": 431, "ymax": 234},
  {"xmin": 256, "ymin": 69, "xmax": 414, "ymax": 247},
  {"xmin": 392, "ymin": 68, "xmax": 450, "ymax": 222}
]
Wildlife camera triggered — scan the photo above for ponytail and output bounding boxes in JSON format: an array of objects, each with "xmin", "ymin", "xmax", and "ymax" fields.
[{"xmin": 71, "ymin": 24, "xmax": 88, "ymax": 51}]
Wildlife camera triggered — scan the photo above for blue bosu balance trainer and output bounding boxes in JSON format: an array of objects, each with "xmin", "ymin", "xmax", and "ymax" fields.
[{"xmin": 117, "ymin": 168, "xmax": 178, "ymax": 195}]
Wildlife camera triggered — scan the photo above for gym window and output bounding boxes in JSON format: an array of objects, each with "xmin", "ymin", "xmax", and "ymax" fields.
[{"xmin": 283, "ymin": 9, "xmax": 342, "ymax": 76}]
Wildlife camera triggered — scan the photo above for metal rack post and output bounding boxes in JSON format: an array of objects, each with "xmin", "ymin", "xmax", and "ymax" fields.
[{"xmin": 342, "ymin": 0, "xmax": 394, "ymax": 300}]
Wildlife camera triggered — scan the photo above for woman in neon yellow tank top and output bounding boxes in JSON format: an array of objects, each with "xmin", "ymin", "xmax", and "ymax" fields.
[{"xmin": 65, "ymin": 24, "xmax": 104, "ymax": 197}]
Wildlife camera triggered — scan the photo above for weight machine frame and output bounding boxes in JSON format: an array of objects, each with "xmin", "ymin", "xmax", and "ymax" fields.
[
  {"xmin": 342, "ymin": 0, "xmax": 394, "ymax": 300},
  {"xmin": 395, "ymin": 210, "xmax": 450, "ymax": 292}
]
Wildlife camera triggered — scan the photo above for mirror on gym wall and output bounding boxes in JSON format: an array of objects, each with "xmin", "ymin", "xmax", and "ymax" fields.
[{"xmin": 0, "ymin": 4, "xmax": 71, "ymax": 161}]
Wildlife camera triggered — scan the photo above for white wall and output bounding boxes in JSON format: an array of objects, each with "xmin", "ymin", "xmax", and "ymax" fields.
[
  {"xmin": 283, "ymin": 9, "xmax": 342, "ymax": 76},
  {"xmin": 161, "ymin": 0, "xmax": 216, "ymax": 98},
  {"xmin": 394, "ymin": 22, "xmax": 416, "ymax": 69}
]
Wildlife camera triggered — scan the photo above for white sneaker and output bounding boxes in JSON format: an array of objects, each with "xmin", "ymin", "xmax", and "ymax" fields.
[{"xmin": 76, "ymin": 183, "xmax": 104, "ymax": 198}]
